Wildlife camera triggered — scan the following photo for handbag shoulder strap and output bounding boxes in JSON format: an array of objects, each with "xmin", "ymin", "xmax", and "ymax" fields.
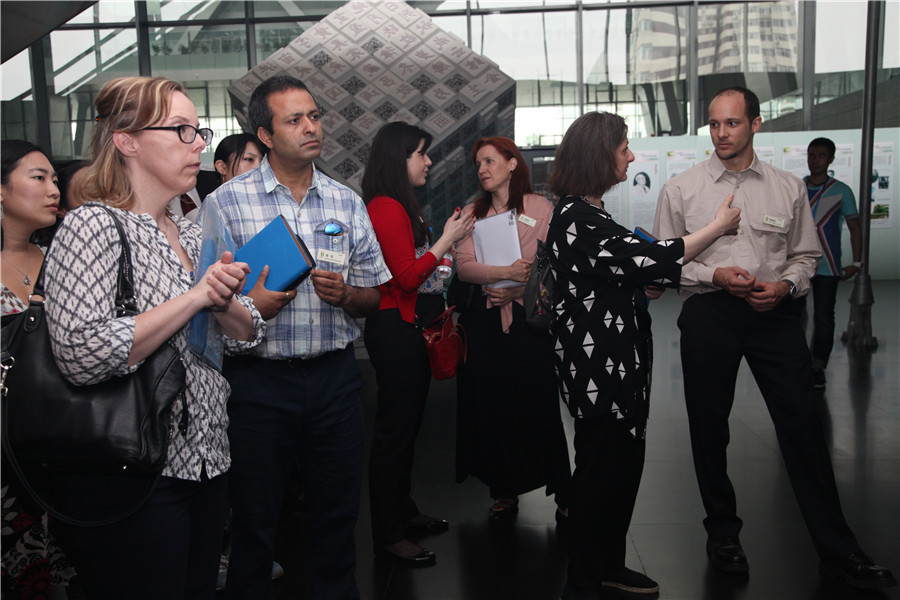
[
  {"xmin": 31, "ymin": 204, "xmax": 137, "ymax": 316},
  {"xmin": 94, "ymin": 205, "xmax": 139, "ymax": 316}
]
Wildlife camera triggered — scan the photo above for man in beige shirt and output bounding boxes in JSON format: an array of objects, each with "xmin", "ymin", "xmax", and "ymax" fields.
[{"xmin": 654, "ymin": 86, "xmax": 895, "ymax": 591}]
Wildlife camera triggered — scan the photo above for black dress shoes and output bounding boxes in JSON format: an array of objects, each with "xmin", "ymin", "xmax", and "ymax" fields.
[
  {"xmin": 374, "ymin": 542, "xmax": 436, "ymax": 567},
  {"xmin": 819, "ymin": 552, "xmax": 898, "ymax": 589},
  {"xmin": 706, "ymin": 537, "xmax": 749, "ymax": 573},
  {"xmin": 405, "ymin": 516, "xmax": 450, "ymax": 536}
]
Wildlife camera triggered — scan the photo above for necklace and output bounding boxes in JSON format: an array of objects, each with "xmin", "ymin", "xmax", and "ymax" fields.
[{"xmin": 2, "ymin": 246, "xmax": 35, "ymax": 286}]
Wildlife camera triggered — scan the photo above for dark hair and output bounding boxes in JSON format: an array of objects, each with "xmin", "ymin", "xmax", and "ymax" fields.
[
  {"xmin": 471, "ymin": 137, "xmax": 532, "ymax": 220},
  {"xmin": 2, "ymin": 139, "xmax": 44, "ymax": 185},
  {"xmin": 361, "ymin": 121, "xmax": 433, "ymax": 247},
  {"xmin": 549, "ymin": 112, "xmax": 627, "ymax": 199},
  {"xmin": 633, "ymin": 171, "xmax": 650, "ymax": 186},
  {"xmin": 711, "ymin": 86, "xmax": 760, "ymax": 121},
  {"xmin": 55, "ymin": 159, "xmax": 90, "ymax": 212},
  {"xmin": 808, "ymin": 137, "xmax": 836, "ymax": 158},
  {"xmin": 249, "ymin": 75, "xmax": 315, "ymax": 135},
  {"xmin": 1, "ymin": 139, "xmax": 56, "ymax": 248},
  {"xmin": 214, "ymin": 133, "xmax": 265, "ymax": 182}
]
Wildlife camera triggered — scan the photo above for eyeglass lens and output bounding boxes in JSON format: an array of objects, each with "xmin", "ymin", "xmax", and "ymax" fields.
[{"xmin": 178, "ymin": 125, "xmax": 214, "ymax": 145}]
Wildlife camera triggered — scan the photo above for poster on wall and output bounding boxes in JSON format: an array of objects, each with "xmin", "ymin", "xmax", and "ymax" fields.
[
  {"xmin": 831, "ymin": 143, "xmax": 855, "ymax": 186},
  {"xmin": 602, "ymin": 183, "xmax": 624, "ymax": 225},
  {"xmin": 666, "ymin": 149, "xmax": 698, "ymax": 181},
  {"xmin": 756, "ymin": 146, "xmax": 775, "ymax": 166},
  {"xmin": 627, "ymin": 150, "xmax": 661, "ymax": 231},
  {"xmin": 870, "ymin": 141, "xmax": 894, "ymax": 228},
  {"xmin": 781, "ymin": 145, "xmax": 809, "ymax": 179}
]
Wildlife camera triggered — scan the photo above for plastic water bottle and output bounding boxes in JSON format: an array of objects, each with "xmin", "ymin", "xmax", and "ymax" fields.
[{"xmin": 436, "ymin": 253, "xmax": 453, "ymax": 278}]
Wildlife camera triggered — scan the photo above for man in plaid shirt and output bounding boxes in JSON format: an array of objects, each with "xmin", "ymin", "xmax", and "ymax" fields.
[{"xmin": 200, "ymin": 74, "xmax": 391, "ymax": 600}]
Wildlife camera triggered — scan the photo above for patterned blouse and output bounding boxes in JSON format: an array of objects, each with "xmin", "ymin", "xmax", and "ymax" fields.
[
  {"xmin": 547, "ymin": 195, "xmax": 684, "ymax": 438},
  {"xmin": 43, "ymin": 203, "xmax": 265, "ymax": 481}
]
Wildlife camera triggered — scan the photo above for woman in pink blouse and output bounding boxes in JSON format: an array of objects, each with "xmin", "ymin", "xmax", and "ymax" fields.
[{"xmin": 455, "ymin": 137, "xmax": 571, "ymax": 524}]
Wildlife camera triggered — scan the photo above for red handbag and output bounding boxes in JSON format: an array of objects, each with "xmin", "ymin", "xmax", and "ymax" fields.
[{"xmin": 421, "ymin": 305, "xmax": 467, "ymax": 380}]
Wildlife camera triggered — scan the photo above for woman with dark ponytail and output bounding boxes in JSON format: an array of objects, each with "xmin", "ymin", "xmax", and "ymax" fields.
[{"xmin": 361, "ymin": 121, "xmax": 473, "ymax": 567}]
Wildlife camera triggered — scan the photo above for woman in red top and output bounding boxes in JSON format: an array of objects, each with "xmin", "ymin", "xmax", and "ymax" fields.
[{"xmin": 362, "ymin": 121, "xmax": 473, "ymax": 567}]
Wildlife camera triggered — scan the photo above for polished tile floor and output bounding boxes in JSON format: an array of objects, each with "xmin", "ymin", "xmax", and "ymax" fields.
[{"xmin": 269, "ymin": 280, "xmax": 899, "ymax": 600}]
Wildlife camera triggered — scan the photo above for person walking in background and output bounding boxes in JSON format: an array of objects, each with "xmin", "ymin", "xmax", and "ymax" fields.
[
  {"xmin": 43, "ymin": 76, "xmax": 264, "ymax": 600},
  {"xmin": 803, "ymin": 137, "xmax": 862, "ymax": 389},
  {"xmin": 654, "ymin": 86, "xmax": 896, "ymax": 590},
  {"xmin": 455, "ymin": 137, "xmax": 571, "ymax": 526},
  {"xmin": 361, "ymin": 121, "xmax": 473, "ymax": 567},
  {"xmin": 549, "ymin": 112, "xmax": 741, "ymax": 600},
  {"xmin": 199, "ymin": 74, "xmax": 391, "ymax": 600}
]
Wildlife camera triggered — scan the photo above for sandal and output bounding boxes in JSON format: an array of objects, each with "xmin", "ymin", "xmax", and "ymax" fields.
[{"xmin": 489, "ymin": 498, "xmax": 519, "ymax": 524}]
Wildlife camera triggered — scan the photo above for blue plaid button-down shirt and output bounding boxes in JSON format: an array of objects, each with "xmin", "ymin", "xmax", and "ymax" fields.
[{"xmin": 200, "ymin": 157, "xmax": 391, "ymax": 359}]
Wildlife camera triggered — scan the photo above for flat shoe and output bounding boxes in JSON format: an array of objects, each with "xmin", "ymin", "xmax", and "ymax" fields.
[
  {"xmin": 489, "ymin": 499, "xmax": 519, "ymax": 524},
  {"xmin": 600, "ymin": 567, "xmax": 659, "ymax": 598},
  {"xmin": 405, "ymin": 516, "xmax": 450, "ymax": 536},
  {"xmin": 374, "ymin": 543, "xmax": 436, "ymax": 567}
]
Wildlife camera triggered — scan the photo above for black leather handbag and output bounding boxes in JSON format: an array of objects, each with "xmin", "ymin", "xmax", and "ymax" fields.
[
  {"xmin": 1, "ymin": 206, "xmax": 186, "ymax": 524},
  {"xmin": 523, "ymin": 239, "xmax": 555, "ymax": 331}
]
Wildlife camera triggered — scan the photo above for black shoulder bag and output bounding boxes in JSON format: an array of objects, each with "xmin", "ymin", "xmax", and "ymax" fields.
[
  {"xmin": 1, "ymin": 205, "xmax": 187, "ymax": 526},
  {"xmin": 523, "ymin": 238, "xmax": 555, "ymax": 331}
]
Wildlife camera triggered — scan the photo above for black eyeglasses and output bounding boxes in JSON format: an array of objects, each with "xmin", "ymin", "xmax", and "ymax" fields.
[{"xmin": 140, "ymin": 124, "xmax": 214, "ymax": 145}]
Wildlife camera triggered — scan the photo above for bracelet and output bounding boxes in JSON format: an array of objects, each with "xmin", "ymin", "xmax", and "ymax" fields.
[{"xmin": 851, "ymin": 261, "xmax": 863, "ymax": 268}]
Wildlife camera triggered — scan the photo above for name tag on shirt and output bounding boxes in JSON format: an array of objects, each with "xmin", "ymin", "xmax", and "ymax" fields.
[
  {"xmin": 316, "ymin": 248, "xmax": 346, "ymax": 265},
  {"xmin": 518, "ymin": 214, "xmax": 537, "ymax": 228},
  {"xmin": 763, "ymin": 215, "xmax": 785, "ymax": 228}
]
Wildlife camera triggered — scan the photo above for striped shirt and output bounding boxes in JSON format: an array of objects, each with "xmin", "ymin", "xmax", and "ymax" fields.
[{"xmin": 200, "ymin": 158, "xmax": 391, "ymax": 359}]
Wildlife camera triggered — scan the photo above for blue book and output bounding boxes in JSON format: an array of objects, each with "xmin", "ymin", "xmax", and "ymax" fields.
[
  {"xmin": 633, "ymin": 226, "xmax": 657, "ymax": 243},
  {"xmin": 235, "ymin": 215, "xmax": 316, "ymax": 294}
]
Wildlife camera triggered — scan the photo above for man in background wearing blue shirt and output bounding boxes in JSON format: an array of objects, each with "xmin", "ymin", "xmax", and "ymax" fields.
[
  {"xmin": 804, "ymin": 137, "xmax": 862, "ymax": 389},
  {"xmin": 200, "ymin": 75, "xmax": 391, "ymax": 600}
]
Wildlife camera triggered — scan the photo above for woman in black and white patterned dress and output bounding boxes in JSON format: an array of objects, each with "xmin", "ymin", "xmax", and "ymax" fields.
[
  {"xmin": 548, "ymin": 112, "xmax": 741, "ymax": 600},
  {"xmin": 43, "ymin": 77, "xmax": 265, "ymax": 600}
]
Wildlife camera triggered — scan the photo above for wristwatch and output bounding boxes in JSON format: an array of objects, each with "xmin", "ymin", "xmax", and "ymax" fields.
[{"xmin": 780, "ymin": 279, "xmax": 797, "ymax": 298}]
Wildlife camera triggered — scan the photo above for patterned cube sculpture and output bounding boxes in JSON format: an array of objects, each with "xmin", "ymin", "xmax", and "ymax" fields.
[{"xmin": 228, "ymin": 0, "xmax": 516, "ymax": 226}]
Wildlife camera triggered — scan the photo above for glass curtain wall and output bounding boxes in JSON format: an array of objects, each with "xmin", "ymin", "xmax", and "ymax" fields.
[{"xmin": 1, "ymin": 0, "xmax": 897, "ymax": 161}]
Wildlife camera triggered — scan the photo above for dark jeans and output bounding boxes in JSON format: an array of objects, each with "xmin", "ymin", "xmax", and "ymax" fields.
[
  {"xmin": 223, "ymin": 348, "xmax": 364, "ymax": 600},
  {"xmin": 810, "ymin": 275, "xmax": 841, "ymax": 367},
  {"xmin": 364, "ymin": 294, "xmax": 443, "ymax": 547},
  {"xmin": 52, "ymin": 473, "xmax": 227, "ymax": 600},
  {"xmin": 678, "ymin": 292, "xmax": 859, "ymax": 559},
  {"xmin": 566, "ymin": 413, "xmax": 646, "ymax": 589}
]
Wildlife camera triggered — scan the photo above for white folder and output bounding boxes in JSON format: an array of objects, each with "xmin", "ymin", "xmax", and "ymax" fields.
[{"xmin": 472, "ymin": 209, "xmax": 524, "ymax": 289}]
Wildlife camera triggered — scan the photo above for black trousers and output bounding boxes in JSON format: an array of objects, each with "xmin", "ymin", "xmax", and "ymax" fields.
[
  {"xmin": 52, "ymin": 473, "xmax": 227, "ymax": 600},
  {"xmin": 678, "ymin": 291, "xmax": 860, "ymax": 559},
  {"xmin": 224, "ymin": 348, "xmax": 364, "ymax": 600},
  {"xmin": 364, "ymin": 295, "xmax": 443, "ymax": 547},
  {"xmin": 566, "ymin": 413, "xmax": 646, "ymax": 589}
]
